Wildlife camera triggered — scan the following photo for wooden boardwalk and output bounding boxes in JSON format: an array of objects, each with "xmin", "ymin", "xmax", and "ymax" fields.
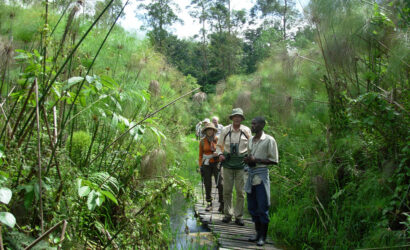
[{"xmin": 194, "ymin": 181, "xmax": 281, "ymax": 250}]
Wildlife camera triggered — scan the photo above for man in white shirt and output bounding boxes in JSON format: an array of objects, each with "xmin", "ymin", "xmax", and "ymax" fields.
[
  {"xmin": 216, "ymin": 108, "xmax": 251, "ymax": 226},
  {"xmin": 244, "ymin": 117, "xmax": 279, "ymax": 246}
]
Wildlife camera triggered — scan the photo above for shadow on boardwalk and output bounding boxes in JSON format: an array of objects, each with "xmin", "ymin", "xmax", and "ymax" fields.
[{"xmin": 194, "ymin": 180, "xmax": 282, "ymax": 250}]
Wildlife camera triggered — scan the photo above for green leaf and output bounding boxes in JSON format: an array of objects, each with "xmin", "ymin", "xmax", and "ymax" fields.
[
  {"xmin": 95, "ymin": 191, "xmax": 105, "ymax": 206},
  {"xmin": 111, "ymin": 113, "xmax": 119, "ymax": 128},
  {"xmin": 100, "ymin": 190, "xmax": 118, "ymax": 205},
  {"xmin": 95, "ymin": 80, "xmax": 102, "ymax": 91},
  {"xmin": 63, "ymin": 77, "xmax": 84, "ymax": 90},
  {"xmin": 85, "ymin": 75, "xmax": 94, "ymax": 83},
  {"xmin": 0, "ymin": 188, "xmax": 12, "ymax": 204},
  {"xmin": 150, "ymin": 127, "xmax": 166, "ymax": 145},
  {"xmin": 78, "ymin": 186, "xmax": 91, "ymax": 197},
  {"xmin": 100, "ymin": 75, "xmax": 118, "ymax": 89},
  {"xmin": 68, "ymin": 76, "xmax": 84, "ymax": 85},
  {"xmin": 0, "ymin": 212, "xmax": 16, "ymax": 228},
  {"xmin": 87, "ymin": 190, "xmax": 98, "ymax": 211},
  {"xmin": 80, "ymin": 95, "xmax": 86, "ymax": 107}
]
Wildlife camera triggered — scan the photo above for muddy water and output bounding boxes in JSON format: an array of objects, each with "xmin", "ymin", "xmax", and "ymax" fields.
[{"xmin": 168, "ymin": 193, "xmax": 216, "ymax": 249}]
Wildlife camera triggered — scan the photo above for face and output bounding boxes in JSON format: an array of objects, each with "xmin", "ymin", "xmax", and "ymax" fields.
[
  {"xmin": 251, "ymin": 119, "xmax": 264, "ymax": 133},
  {"xmin": 212, "ymin": 118, "xmax": 218, "ymax": 126},
  {"xmin": 231, "ymin": 115, "xmax": 243, "ymax": 126},
  {"xmin": 205, "ymin": 128, "xmax": 215, "ymax": 137}
]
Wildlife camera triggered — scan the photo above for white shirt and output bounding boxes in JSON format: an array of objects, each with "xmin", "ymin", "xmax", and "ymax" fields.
[
  {"xmin": 248, "ymin": 132, "xmax": 279, "ymax": 185},
  {"xmin": 216, "ymin": 124, "xmax": 251, "ymax": 155}
]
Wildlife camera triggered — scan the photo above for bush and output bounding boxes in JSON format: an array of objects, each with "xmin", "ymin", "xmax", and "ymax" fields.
[{"xmin": 67, "ymin": 131, "xmax": 92, "ymax": 167}]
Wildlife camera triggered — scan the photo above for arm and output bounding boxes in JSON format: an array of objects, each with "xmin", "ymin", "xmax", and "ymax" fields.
[
  {"xmin": 245, "ymin": 136, "xmax": 279, "ymax": 166},
  {"xmin": 252, "ymin": 137, "xmax": 279, "ymax": 165},
  {"xmin": 216, "ymin": 128, "xmax": 227, "ymax": 162},
  {"xmin": 216, "ymin": 126, "xmax": 227, "ymax": 155},
  {"xmin": 253, "ymin": 158, "xmax": 277, "ymax": 165}
]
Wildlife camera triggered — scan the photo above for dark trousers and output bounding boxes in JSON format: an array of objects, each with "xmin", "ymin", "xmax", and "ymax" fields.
[
  {"xmin": 247, "ymin": 183, "xmax": 269, "ymax": 224},
  {"xmin": 203, "ymin": 163, "xmax": 223, "ymax": 203}
]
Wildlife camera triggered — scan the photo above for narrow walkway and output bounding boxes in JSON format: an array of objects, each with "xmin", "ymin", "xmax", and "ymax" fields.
[{"xmin": 194, "ymin": 180, "xmax": 281, "ymax": 249}]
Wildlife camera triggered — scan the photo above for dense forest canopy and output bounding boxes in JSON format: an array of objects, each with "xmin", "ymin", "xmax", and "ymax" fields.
[{"xmin": 0, "ymin": 0, "xmax": 408, "ymax": 248}]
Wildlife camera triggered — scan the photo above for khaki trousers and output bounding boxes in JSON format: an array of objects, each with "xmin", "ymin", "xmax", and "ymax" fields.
[{"xmin": 223, "ymin": 168, "xmax": 245, "ymax": 220}]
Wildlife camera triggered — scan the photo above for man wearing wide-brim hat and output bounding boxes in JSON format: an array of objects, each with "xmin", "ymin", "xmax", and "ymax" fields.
[{"xmin": 216, "ymin": 108, "xmax": 251, "ymax": 226}]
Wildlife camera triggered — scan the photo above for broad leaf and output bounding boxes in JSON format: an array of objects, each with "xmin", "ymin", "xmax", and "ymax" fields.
[
  {"xmin": 78, "ymin": 186, "xmax": 91, "ymax": 197},
  {"xmin": 0, "ymin": 212, "xmax": 16, "ymax": 228},
  {"xmin": 87, "ymin": 190, "xmax": 98, "ymax": 211},
  {"xmin": 95, "ymin": 192, "xmax": 105, "ymax": 206},
  {"xmin": 85, "ymin": 75, "xmax": 94, "ymax": 83},
  {"xmin": 64, "ymin": 77, "xmax": 84, "ymax": 90},
  {"xmin": 0, "ymin": 187, "xmax": 12, "ymax": 204},
  {"xmin": 111, "ymin": 113, "xmax": 119, "ymax": 128},
  {"xmin": 100, "ymin": 190, "xmax": 118, "ymax": 205}
]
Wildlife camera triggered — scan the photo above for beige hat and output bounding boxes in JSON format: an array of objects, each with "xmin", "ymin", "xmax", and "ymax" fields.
[
  {"xmin": 229, "ymin": 108, "xmax": 245, "ymax": 120},
  {"xmin": 201, "ymin": 122, "xmax": 218, "ymax": 134}
]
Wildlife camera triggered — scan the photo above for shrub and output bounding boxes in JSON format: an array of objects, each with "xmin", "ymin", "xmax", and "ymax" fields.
[{"xmin": 67, "ymin": 131, "xmax": 92, "ymax": 167}]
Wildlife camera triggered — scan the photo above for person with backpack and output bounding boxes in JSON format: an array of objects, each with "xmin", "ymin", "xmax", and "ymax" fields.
[
  {"xmin": 216, "ymin": 108, "xmax": 251, "ymax": 226},
  {"xmin": 196, "ymin": 118, "xmax": 210, "ymax": 140},
  {"xmin": 244, "ymin": 117, "xmax": 279, "ymax": 246},
  {"xmin": 199, "ymin": 123, "xmax": 224, "ymax": 212},
  {"xmin": 212, "ymin": 116, "xmax": 224, "ymax": 137}
]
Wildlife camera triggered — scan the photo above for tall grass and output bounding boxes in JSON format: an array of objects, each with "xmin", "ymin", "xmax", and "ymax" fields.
[{"xmin": 0, "ymin": 1, "xmax": 199, "ymax": 248}]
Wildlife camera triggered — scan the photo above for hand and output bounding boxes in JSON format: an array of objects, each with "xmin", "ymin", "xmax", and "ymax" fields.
[
  {"xmin": 213, "ymin": 152, "xmax": 218, "ymax": 157},
  {"xmin": 219, "ymin": 154, "xmax": 225, "ymax": 162},
  {"xmin": 244, "ymin": 156, "xmax": 250, "ymax": 163},
  {"xmin": 247, "ymin": 156, "xmax": 257, "ymax": 167},
  {"xmin": 247, "ymin": 156, "xmax": 256, "ymax": 163}
]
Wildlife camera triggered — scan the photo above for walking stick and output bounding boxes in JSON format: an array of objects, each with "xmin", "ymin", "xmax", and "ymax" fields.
[
  {"xmin": 210, "ymin": 166, "xmax": 221, "ymax": 223},
  {"xmin": 200, "ymin": 167, "xmax": 205, "ymax": 205}
]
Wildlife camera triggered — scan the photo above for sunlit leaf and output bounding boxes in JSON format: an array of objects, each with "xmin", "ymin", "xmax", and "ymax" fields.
[
  {"xmin": 0, "ymin": 212, "xmax": 16, "ymax": 228},
  {"xmin": 95, "ymin": 191, "xmax": 105, "ymax": 206},
  {"xmin": 85, "ymin": 75, "xmax": 94, "ymax": 83},
  {"xmin": 0, "ymin": 188, "xmax": 12, "ymax": 204},
  {"xmin": 111, "ymin": 113, "xmax": 118, "ymax": 128},
  {"xmin": 87, "ymin": 190, "xmax": 97, "ymax": 211},
  {"xmin": 78, "ymin": 186, "xmax": 91, "ymax": 197},
  {"xmin": 64, "ymin": 77, "xmax": 84, "ymax": 90}
]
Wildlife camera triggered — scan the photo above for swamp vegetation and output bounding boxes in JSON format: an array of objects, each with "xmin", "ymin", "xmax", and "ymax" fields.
[{"xmin": 0, "ymin": 0, "xmax": 408, "ymax": 249}]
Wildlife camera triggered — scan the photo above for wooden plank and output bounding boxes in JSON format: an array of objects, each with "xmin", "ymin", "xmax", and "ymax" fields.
[
  {"xmin": 193, "ymin": 181, "xmax": 282, "ymax": 249},
  {"xmin": 219, "ymin": 238, "xmax": 279, "ymax": 250}
]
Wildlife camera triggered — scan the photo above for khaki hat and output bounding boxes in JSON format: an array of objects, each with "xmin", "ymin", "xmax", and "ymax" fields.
[
  {"xmin": 229, "ymin": 108, "xmax": 245, "ymax": 120},
  {"xmin": 201, "ymin": 122, "xmax": 218, "ymax": 134}
]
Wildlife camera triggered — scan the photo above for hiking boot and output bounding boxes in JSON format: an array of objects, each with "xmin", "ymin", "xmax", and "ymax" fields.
[
  {"xmin": 235, "ymin": 218, "xmax": 245, "ymax": 226},
  {"xmin": 222, "ymin": 216, "xmax": 231, "ymax": 223},
  {"xmin": 248, "ymin": 222, "xmax": 260, "ymax": 242},
  {"xmin": 205, "ymin": 202, "xmax": 212, "ymax": 212},
  {"xmin": 257, "ymin": 223, "xmax": 268, "ymax": 246},
  {"xmin": 218, "ymin": 202, "xmax": 224, "ymax": 213}
]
